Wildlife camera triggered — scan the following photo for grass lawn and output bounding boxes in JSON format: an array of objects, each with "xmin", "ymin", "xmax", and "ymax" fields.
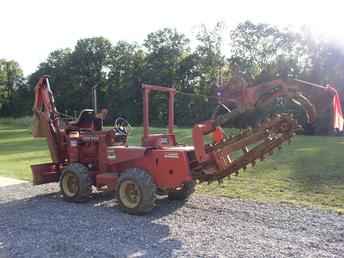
[{"xmin": 1, "ymin": 119, "xmax": 344, "ymax": 213}]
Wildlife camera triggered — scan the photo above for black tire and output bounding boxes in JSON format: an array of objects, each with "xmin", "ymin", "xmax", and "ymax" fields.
[
  {"xmin": 168, "ymin": 181, "xmax": 196, "ymax": 201},
  {"xmin": 116, "ymin": 168, "xmax": 156, "ymax": 215},
  {"xmin": 60, "ymin": 163, "xmax": 91, "ymax": 202}
]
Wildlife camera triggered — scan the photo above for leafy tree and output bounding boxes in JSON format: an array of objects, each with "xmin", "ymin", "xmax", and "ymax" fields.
[
  {"xmin": 195, "ymin": 22, "xmax": 226, "ymax": 90},
  {"xmin": 229, "ymin": 21, "xmax": 305, "ymax": 82},
  {"xmin": 28, "ymin": 49, "xmax": 73, "ymax": 113},
  {"xmin": 28, "ymin": 37, "xmax": 112, "ymax": 115},
  {"xmin": 177, "ymin": 23, "xmax": 226, "ymax": 125},
  {"xmin": 0, "ymin": 59, "xmax": 24, "ymax": 116},
  {"xmin": 106, "ymin": 41, "xmax": 145, "ymax": 124},
  {"xmin": 3, "ymin": 22, "xmax": 344, "ymax": 135},
  {"xmin": 142, "ymin": 28, "xmax": 191, "ymax": 125},
  {"xmin": 69, "ymin": 37, "xmax": 112, "ymax": 110},
  {"xmin": 143, "ymin": 28, "xmax": 190, "ymax": 86},
  {"xmin": 302, "ymin": 39, "xmax": 344, "ymax": 87}
]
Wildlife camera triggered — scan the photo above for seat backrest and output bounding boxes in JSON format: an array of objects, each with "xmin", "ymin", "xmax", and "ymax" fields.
[{"xmin": 71, "ymin": 109, "xmax": 95, "ymax": 129}]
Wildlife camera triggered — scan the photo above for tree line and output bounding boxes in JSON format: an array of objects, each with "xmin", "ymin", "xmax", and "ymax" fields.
[{"xmin": 1, "ymin": 21, "xmax": 344, "ymax": 128}]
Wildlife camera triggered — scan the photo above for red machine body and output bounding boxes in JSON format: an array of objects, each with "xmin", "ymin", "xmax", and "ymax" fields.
[
  {"xmin": 32, "ymin": 79, "xmax": 195, "ymax": 192},
  {"xmin": 31, "ymin": 76, "xmax": 298, "ymax": 214}
]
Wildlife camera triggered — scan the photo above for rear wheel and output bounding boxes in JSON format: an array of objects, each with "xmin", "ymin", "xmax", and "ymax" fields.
[
  {"xmin": 60, "ymin": 163, "xmax": 91, "ymax": 202},
  {"xmin": 116, "ymin": 168, "xmax": 156, "ymax": 215},
  {"xmin": 168, "ymin": 181, "xmax": 196, "ymax": 201}
]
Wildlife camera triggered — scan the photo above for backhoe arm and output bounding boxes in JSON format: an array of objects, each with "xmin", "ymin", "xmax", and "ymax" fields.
[{"xmin": 32, "ymin": 76, "xmax": 63, "ymax": 163}]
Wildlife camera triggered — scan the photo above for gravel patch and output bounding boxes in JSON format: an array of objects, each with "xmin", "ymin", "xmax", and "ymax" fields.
[{"xmin": 0, "ymin": 183, "xmax": 343, "ymax": 258}]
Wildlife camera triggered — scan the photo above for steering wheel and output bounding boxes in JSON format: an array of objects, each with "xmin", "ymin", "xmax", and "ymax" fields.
[
  {"xmin": 113, "ymin": 117, "xmax": 131, "ymax": 136},
  {"xmin": 211, "ymin": 103, "xmax": 232, "ymax": 120}
]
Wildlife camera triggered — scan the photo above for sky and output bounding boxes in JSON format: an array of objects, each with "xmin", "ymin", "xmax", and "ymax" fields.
[{"xmin": 1, "ymin": 0, "xmax": 344, "ymax": 76}]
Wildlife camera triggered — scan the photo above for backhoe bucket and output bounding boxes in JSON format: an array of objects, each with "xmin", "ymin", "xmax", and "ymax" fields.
[
  {"xmin": 31, "ymin": 163, "xmax": 60, "ymax": 185},
  {"xmin": 32, "ymin": 112, "xmax": 49, "ymax": 138}
]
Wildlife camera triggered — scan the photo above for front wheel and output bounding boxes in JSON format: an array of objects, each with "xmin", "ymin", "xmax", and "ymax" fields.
[
  {"xmin": 168, "ymin": 181, "xmax": 196, "ymax": 201},
  {"xmin": 116, "ymin": 168, "xmax": 156, "ymax": 215},
  {"xmin": 60, "ymin": 163, "xmax": 92, "ymax": 202}
]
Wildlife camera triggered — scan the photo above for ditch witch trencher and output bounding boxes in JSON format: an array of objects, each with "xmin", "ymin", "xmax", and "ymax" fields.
[{"xmin": 31, "ymin": 76, "xmax": 299, "ymax": 214}]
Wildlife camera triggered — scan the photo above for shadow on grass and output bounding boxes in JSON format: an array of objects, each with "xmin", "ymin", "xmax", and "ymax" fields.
[{"xmin": 0, "ymin": 185, "xmax": 185, "ymax": 258}]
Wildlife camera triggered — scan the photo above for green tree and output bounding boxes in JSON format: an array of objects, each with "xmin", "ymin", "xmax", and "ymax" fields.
[
  {"xmin": 106, "ymin": 41, "xmax": 145, "ymax": 124},
  {"xmin": 0, "ymin": 59, "xmax": 24, "ymax": 116},
  {"xmin": 142, "ymin": 28, "xmax": 191, "ymax": 125},
  {"xmin": 29, "ymin": 37, "xmax": 112, "ymax": 115},
  {"xmin": 195, "ymin": 22, "xmax": 225, "ymax": 90},
  {"xmin": 177, "ymin": 23, "xmax": 225, "ymax": 125},
  {"xmin": 9, "ymin": 22, "xmax": 343, "ymax": 133},
  {"xmin": 302, "ymin": 39, "xmax": 344, "ymax": 87},
  {"xmin": 28, "ymin": 49, "xmax": 73, "ymax": 113},
  {"xmin": 229, "ymin": 21, "xmax": 305, "ymax": 82},
  {"xmin": 69, "ymin": 37, "xmax": 112, "ymax": 110}
]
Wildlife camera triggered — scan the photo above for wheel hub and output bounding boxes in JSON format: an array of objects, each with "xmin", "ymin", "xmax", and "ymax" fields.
[
  {"xmin": 62, "ymin": 173, "xmax": 79, "ymax": 197},
  {"xmin": 119, "ymin": 180, "xmax": 141, "ymax": 208}
]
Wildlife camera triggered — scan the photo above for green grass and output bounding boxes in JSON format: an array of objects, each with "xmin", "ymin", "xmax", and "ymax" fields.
[
  {"xmin": 0, "ymin": 116, "xmax": 32, "ymax": 128},
  {"xmin": 1, "ymin": 120, "xmax": 344, "ymax": 213},
  {"xmin": 197, "ymin": 135, "xmax": 344, "ymax": 214}
]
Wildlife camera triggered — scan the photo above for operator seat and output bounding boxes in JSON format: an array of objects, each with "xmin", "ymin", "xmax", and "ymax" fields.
[{"xmin": 69, "ymin": 109, "xmax": 98, "ymax": 129}]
